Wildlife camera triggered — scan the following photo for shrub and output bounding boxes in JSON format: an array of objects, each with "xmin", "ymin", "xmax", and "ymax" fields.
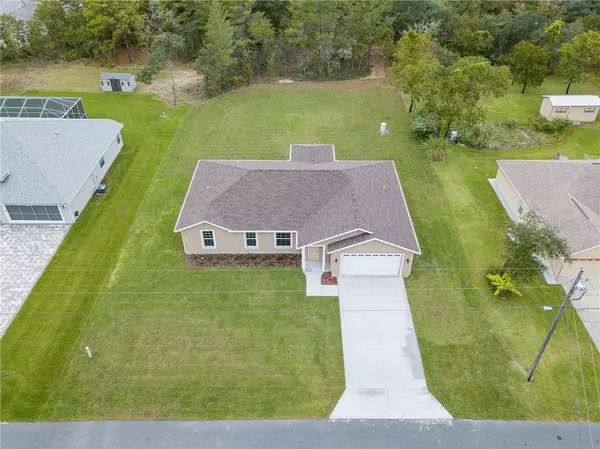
[
  {"xmin": 485, "ymin": 273, "xmax": 523, "ymax": 299},
  {"xmin": 423, "ymin": 137, "xmax": 450, "ymax": 162},
  {"xmin": 457, "ymin": 122, "xmax": 494, "ymax": 149},
  {"xmin": 531, "ymin": 116, "xmax": 570, "ymax": 134},
  {"xmin": 231, "ymin": 76, "xmax": 247, "ymax": 87},
  {"xmin": 502, "ymin": 117, "xmax": 519, "ymax": 129},
  {"xmin": 411, "ymin": 110, "xmax": 439, "ymax": 140}
]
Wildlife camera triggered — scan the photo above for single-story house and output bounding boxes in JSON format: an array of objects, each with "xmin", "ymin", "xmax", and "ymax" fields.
[
  {"xmin": 100, "ymin": 73, "xmax": 137, "ymax": 92},
  {"xmin": 174, "ymin": 144, "xmax": 421, "ymax": 278},
  {"xmin": 490, "ymin": 159, "xmax": 600, "ymax": 281},
  {"xmin": 0, "ymin": 118, "xmax": 124, "ymax": 224},
  {"xmin": 539, "ymin": 95, "xmax": 600, "ymax": 122}
]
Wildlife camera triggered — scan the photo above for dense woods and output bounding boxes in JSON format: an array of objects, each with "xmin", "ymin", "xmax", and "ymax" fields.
[{"xmin": 1, "ymin": 0, "xmax": 598, "ymax": 97}]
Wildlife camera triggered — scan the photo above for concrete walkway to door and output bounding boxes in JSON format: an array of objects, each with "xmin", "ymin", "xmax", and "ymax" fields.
[{"xmin": 330, "ymin": 277, "xmax": 452, "ymax": 420}]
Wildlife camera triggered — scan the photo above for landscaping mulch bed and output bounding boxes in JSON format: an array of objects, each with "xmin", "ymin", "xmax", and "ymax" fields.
[
  {"xmin": 186, "ymin": 253, "xmax": 301, "ymax": 268},
  {"xmin": 321, "ymin": 272, "xmax": 338, "ymax": 285}
]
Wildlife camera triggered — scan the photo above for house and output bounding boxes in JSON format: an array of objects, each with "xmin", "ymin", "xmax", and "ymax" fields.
[
  {"xmin": 0, "ymin": 118, "xmax": 124, "ymax": 224},
  {"xmin": 100, "ymin": 73, "xmax": 137, "ymax": 92},
  {"xmin": 174, "ymin": 145, "xmax": 421, "ymax": 278},
  {"xmin": 539, "ymin": 95, "xmax": 600, "ymax": 122},
  {"xmin": 490, "ymin": 159, "xmax": 600, "ymax": 281}
]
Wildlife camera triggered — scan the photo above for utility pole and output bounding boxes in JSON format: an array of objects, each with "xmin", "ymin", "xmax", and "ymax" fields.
[{"xmin": 526, "ymin": 268, "xmax": 584, "ymax": 382}]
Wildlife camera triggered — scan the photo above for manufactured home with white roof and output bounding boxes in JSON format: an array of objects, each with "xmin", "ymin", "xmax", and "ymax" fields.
[{"xmin": 539, "ymin": 95, "xmax": 600, "ymax": 122}]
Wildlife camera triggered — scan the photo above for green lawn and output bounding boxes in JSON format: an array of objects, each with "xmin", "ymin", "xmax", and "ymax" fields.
[{"xmin": 2, "ymin": 80, "xmax": 599, "ymax": 421}]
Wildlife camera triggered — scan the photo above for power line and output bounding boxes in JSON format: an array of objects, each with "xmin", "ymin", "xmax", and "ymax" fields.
[{"xmin": 571, "ymin": 308, "xmax": 595, "ymax": 449}]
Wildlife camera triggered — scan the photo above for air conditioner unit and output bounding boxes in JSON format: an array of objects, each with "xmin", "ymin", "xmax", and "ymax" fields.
[{"xmin": 95, "ymin": 184, "xmax": 107, "ymax": 195}]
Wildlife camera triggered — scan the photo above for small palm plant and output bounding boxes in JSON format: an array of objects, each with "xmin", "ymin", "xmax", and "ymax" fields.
[{"xmin": 485, "ymin": 273, "xmax": 523, "ymax": 299}]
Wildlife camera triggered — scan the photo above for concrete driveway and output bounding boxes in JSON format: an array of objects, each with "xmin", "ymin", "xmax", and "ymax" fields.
[
  {"xmin": 330, "ymin": 277, "xmax": 451, "ymax": 420},
  {"xmin": 0, "ymin": 224, "xmax": 70, "ymax": 337},
  {"xmin": 559, "ymin": 275, "xmax": 600, "ymax": 352}
]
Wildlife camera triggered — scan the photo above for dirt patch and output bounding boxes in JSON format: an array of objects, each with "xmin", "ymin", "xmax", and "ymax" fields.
[
  {"xmin": 110, "ymin": 48, "xmax": 149, "ymax": 66},
  {"xmin": 137, "ymin": 69, "xmax": 203, "ymax": 106},
  {"xmin": 362, "ymin": 49, "xmax": 386, "ymax": 80},
  {"xmin": 186, "ymin": 253, "xmax": 301, "ymax": 268}
]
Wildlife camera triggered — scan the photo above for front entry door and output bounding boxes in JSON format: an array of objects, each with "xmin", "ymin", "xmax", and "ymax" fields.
[{"xmin": 110, "ymin": 78, "xmax": 122, "ymax": 91}]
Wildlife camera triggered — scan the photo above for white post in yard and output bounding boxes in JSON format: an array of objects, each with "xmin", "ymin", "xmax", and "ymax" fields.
[{"xmin": 85, "ymin": 346, "xmax": 93, "ymax": 358}]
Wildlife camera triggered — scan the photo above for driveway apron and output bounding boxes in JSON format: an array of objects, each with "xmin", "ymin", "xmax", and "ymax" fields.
[{"xmin": 330, "ymin": 277, "xmax": 452, "ymax": 420}]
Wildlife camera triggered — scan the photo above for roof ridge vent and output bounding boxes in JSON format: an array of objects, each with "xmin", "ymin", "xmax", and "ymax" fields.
[{"xmin": 0, "ymin": 171, "xmax": 9, "ymax": 182}]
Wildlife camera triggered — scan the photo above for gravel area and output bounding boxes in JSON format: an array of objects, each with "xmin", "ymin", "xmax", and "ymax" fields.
[{"xmin": 0, "ymin": 224, "xmax": 70, "ymax": 337}]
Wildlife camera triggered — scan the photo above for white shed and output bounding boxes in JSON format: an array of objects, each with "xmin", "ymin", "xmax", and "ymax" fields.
[
  {"xmin": 539, "ymin": 95, "xmax": 600, "ymax": 122},
  {"xmin": 100, "ymin": 73, "xmax": 137, "ymax": 92}
]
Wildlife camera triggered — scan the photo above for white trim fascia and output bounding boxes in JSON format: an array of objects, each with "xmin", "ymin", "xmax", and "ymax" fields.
[
  {"xmin": 327, "ymin": 237, "xmax": 419, "ymax": 255},
  {"xmin": 496, "ymin": 162, "xmax": 530, "ymax": 212},
  {"xmin": 243, "ymin": 231, "xmax": 259, "ymax": 249},
  {"xmin": 274, "ymin": 231, "xmax": 294, "ymax": 249},
  {"xmin": 572, "ymin": 244, "xmax": 600, "ymax": 256},
  {"xmin": 296, "ymin": 228, "xmax": 373, "ymax": 249},
  {"xmin": 174, "ymin": 159, "xmax": 204, "ymax": 233},
  {"xmin": 391, "ymin": 160, "xmax": 422, "ymax": 255},
  {"xmin": 200, "ymin": 229, "xmax": 217, "ymax": 249}
]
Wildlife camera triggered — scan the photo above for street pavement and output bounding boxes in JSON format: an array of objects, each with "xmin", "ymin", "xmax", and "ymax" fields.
[{"xmin": 2, "ymin": 419, "xmax": 599, "ymax": 449}]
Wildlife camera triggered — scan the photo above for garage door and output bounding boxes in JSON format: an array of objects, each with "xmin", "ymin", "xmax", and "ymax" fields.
[{"xmin": 341, "ymin": 253, "xmax": 403, "ymax": 277}]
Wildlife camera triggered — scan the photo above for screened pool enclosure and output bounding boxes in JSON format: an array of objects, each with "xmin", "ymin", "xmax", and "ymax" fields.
[{"xmin": 0, "ymin": 96, "xmax": 87, "ymax": 119}]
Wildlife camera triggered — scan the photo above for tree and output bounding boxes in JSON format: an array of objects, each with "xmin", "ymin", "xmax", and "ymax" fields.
[
  {"xmin": 485, "ymin": 273, "xmax": 523, "ymax": 299},
  {"xmin": 82, "ymin": 0, "xmax": 147, "ymax": 62},
  {"xmin": 582, "ymin": 13, "xmax": 600, "ymax": 31},
  {"xmin": 557, "ymin": 30, "xmax": 600, "ymax": 93},
  {"xmin": 491, "ymin": 10, "xmax": 547, "ymax": 59},
  {"xmin": 503, "ymin": 211, "xmax": 571, "ymax": 282},
  {"xmin": 0, "ymin": 15, "xmax": 28, "ymax": 62},
  {"xmin": 425, "ymin": 56, "xmax": 509, "ymax": 137},
  {"xmin": 196, "ymin": 1, "xmax": 236, "ymax": 97},
  {"xmin": 139, "ymin": 33, "xmax": 185, "ymax": 106},
  {"xmin": 28, "ymin": 0, "xmax": 88, "ymax": 60},
  {"xmin": 388, "ymin": 30, "xmax": 440, "ymax": 112},
  {"xmin": 507, "ymin": 41, "xmax": 551, "ymax": 93},
  {"xmin": 448, "ymin": 13, "xmax": 493, "ymax": 56}
]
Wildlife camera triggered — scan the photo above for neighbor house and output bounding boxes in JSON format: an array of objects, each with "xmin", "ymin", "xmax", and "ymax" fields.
[
  {"xmin": 174, "ymin": 145, "xmax": 421, "ymax": 278},
  {"xmin": 539, "ymin": 95, "xmax": 600, "ymax": 122},
  {"xmin": 490, "ymin": 159, "xmax": 600, "ymax": 281},
  {"xmin": 0, "ymin": 118, "xmax": 124, "ymax": 224},
  {"xmin": 100, "ymin": 73, "xmax": 137, "ymax": 92}
]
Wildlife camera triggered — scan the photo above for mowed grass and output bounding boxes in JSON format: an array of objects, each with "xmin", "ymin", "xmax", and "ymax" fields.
[
  {"xmin": 2, "ymin": 79, "xmax": 599, "ymax": 421},
  {"xmin": 0, "ymin": 92, "xmax": 187, "ymax": 420}
]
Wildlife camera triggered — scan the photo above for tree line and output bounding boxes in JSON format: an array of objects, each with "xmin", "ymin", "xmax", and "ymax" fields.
[{"xmin": 1, "ymin": 0, "xmax": 599, "ymax": 99}]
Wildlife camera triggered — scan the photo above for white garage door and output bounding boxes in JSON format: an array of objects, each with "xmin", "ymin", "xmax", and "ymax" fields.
[{"xmin": 341, "ymin": 253, "xmax": 403, "ymax": 277}]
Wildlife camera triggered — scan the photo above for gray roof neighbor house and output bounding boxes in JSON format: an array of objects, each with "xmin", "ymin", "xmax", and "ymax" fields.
[
  {"xmin": 497, "ymin": 159, "xmax": 600, "ymax": 253},
  {"xmin": 175, "ymin": 144, "xmax": 421, "ymax": 253},
  {"xmin": 0, "ymin": 118, "xmax": 123, "ymax": 205}
]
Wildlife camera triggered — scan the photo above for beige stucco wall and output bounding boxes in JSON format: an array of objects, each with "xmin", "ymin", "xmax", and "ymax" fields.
[
  {"xmin": 547, "ymin": 106, "xmax": 599, "ymax": 122},
  {"xmin": 495, "ymin": 168, "xmax": 528, "ymax": 220},
  {"xmin": 306, "ymin": 246, "xmax": 322, "ymax": 261},
  {"xmin": 180, "ymin": 223, "xmax": 299, "ymax": 254},
  {"xmin": 555, "ymin": 246, "xmax": 600, "ymax": 278},
  {"xmin": 329, "ymin": 239, "xmax": 415, "ymax": 278},
  {"xmin": 539, "ymin": 97, "xmax": 553, "ymax": 119}
]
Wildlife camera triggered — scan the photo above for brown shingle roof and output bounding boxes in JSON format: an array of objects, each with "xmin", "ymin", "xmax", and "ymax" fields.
[
  {"xmin": 174, "ymin": 147, "xmax": 421, "ymax": 254},
  {"xmin": 289, "ymin": 144, "xmax": 335, "ymax": 164},
  {"xmin": 498, "ymin": 160, "xmax": 600, "ymax": 253}
]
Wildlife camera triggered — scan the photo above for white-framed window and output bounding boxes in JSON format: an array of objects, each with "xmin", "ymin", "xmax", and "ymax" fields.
[
  {"xmin": 117, "ymin": 134, "xmax": 121, "ymax": 144},
  {"xmin": 99, "ymin": 157, "xmax": 105, "ymax": 168},
  {"xmin": 555, "ymin": 107, "xmax": 567, "ymax": 113},
  {"xmin": 275, "ymin": 232, "xmax": 292, "ymax": 248},
  {"xmin": 100, "ymin": 81, "xmax": 104, "ymax": 86},
  {"xmin": 202, "ymin": 230, "xmax": 216, "ymax": 248},
  {"xmin": 127, "ymin": 81, "xmax": 131, "ymax": 86},
  {"xmin": 518, "ymin": 205, "xmax": 524, "ymax": 216},
  {"xmin": 583, "ymin": 108, "xmax": 596, "ymax": 113},
  {"xmin": 245, "ymin": 232, "xmax": 258, "ymax": 249}
]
